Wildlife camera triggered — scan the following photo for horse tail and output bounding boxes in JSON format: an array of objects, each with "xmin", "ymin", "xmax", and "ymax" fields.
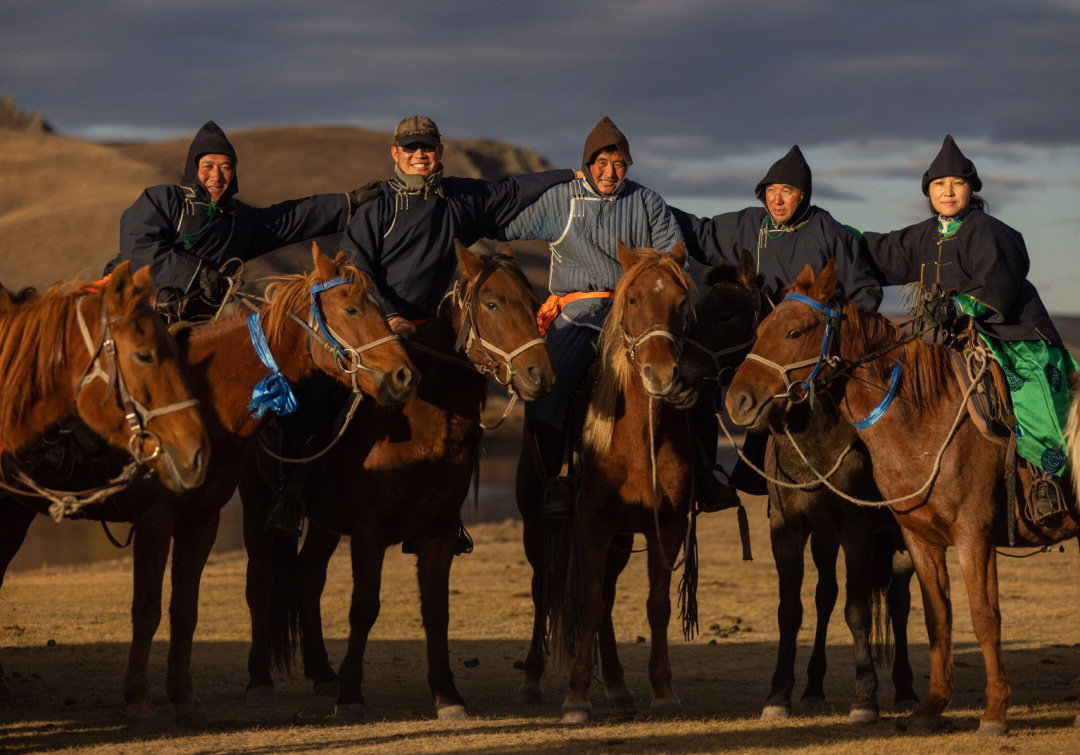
[
  {"xmin": 1064, "ymin": 375, "xmax": 1080, "ymax": 496},
  {"xmin": 869, "ymin": 528, "xmax": 895, "ymax": 667},
  {"xmin": 267, "ymin": 533, "xmax": 301, "ymax": 672},
  {"xmin": 543, "ymin": 502, "xmax": 578, "ymax": 670}
]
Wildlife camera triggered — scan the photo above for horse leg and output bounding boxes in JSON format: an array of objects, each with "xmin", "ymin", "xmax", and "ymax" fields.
[
  {"xmin": 124, "ymin": 504, "xmax": 174, "ymax": 721},
  {"xmin": 297, "ymin": 522, "xmax": 342, "ymax": 696},
  {"xmin": 763, "ymin": 518, "xmax": 809, "ymax": 719},
  {"xmin": 241, "ymin": 462, "xmax": 277, "ymax": 701},
  {"xmin": 840, "ymin": 528, "xmax": 880, "ymax": 723},
  {"xmin": 803, "ymin": 529, "xmax": 838, "ymax": 711},
  {"xmin": 166, "ymin": 508, "xmax": 220, "ymax": 727},
  {"xmin": 902, "ymin": 533, "xmax": 953, "ymax": 733},
  {"xmin": 0, "ymin": 500, "xmax": 35, "ymax": 709},
  {"xmin": 333, "ymin": 536, "xmax": 385, "ymax": 721},
  {"xmin": 889, "ymin": 548, "xmax": 919, "ymax": 710},
  {"xmin": 516, "ymin": 429, "xmax": 547, "ymax": 705},
  {"xmin": 644, "ymin": 514, "xmax": 684, "ymax": 718},
  {"xmin": 416, "ymin": 525, "xmax": 467, "ymax": 719},
  {"xmin": 599, "ymin": 534, "xmax": 636, "ymax": 713},
  {"xmin": 955, "ymin": 531, "xmax": 1009, "ymax": 736}
]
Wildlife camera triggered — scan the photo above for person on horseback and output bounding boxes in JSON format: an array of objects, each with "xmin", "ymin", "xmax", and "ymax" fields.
[
  {"xmin": 497, "ymin": 116, "xmax": 684, "ymax": 518},
  {"xmin": 272, "ymin": 115, "xmax": 576, "ymax": 538},
  {"xmin": 672, "ymin": 146, "xmax": 883, "ymax": 507},
  {"xmin": 863, "ymin": 134, "xmax": 1078, "ymax": 523},
  {"xmin": 105, "ymin": 120, "xmax": 365, "ymax": 321}
]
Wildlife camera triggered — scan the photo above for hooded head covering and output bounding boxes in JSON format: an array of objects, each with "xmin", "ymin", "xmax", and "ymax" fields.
[
  {"xmin": 754, "ymin": 145, "xmax": 812, "ymax": 204},
  {"xmin": 182, "ymin": 121, "xmax": 238, "ymax": 199},
  {"xmin": 921, "ymin": 134, "xmax": 981, "ymax": 195},
  {"xmin": 581, "ymin": 117, "xmax": 632, "ymax": 192}
]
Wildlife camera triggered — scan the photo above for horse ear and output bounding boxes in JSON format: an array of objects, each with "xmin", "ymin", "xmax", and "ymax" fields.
[
  {"xmin": 312, "ymin": 242, "xmax": 337, "ymax": 280},
  {"xmin": 793, "ymin": 264, "xmax": 816, "ymax": 294},
  {"xmin": 737, "ymin": 250, "xmax": 757, "ymax": 290},
  {"xmin": 455, "ymin": 240, "xmax": 484, "ymax": 278},
  {"xmin": 495, "ymin": 243, "xmax": 516, "ymax": 261},
  {"xmin": 810, "ymin": 260, "xmax": 838, "ymax": 301},
  {"xmin": 333, "ymin": 251, "xmax": 350, "ymax": 267},
  {"xmin": 105, "ymin": 261, "xmax": 135, "ymax": 311},
  {"xmin": 132, "ymin": 265, "xmax": 153, "ymax": 293},
  {"xmin": 668, "ymin": 241, "xmax": 686, "ymax": 267},
  {"xmin": 616, "ymin": 239, "xmax": 640, "ymax": 272}
]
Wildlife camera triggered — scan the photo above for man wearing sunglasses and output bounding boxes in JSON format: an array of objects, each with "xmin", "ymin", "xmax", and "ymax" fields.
[{"xmin": 341, "ymin": 115, "xmax": 575, "ymax": 337}]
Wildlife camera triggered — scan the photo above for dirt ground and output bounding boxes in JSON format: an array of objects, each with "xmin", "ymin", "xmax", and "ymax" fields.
[{"xmin": 2, "ymin": 494, "xmax": 1079, "ymax": 754}]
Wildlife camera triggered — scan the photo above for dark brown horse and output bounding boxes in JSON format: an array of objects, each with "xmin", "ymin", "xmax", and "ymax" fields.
[
  {"xmin": 514, "ymin": 254, "xmax": 759, "ymax": 716},
  {"xmin": 682, "ymin": 259, "xmax": 917, "ymax": 722},
  {"xmin": 534, "ymin": 242, "xmax": 695, "ymax": 723},
  {"xmin": 726, "ymin": 260, "xmax": 1080, "ymax": 735},
  {"xmin": 241, "ymin": 243, "xmax": 554, "ymax": 720},
  {"xmin": 0, "ymin": 263, "xmax": 210, "ymax": 708},
  {"xmin": 0, "ymin": 246, "xmax": 414, "ymax": 722}
]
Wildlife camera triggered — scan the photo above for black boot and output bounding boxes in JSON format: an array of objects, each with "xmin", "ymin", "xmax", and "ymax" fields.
[
  {"xmin": 690, "ymin": 405, "xmax": 742, "ymax": 512},
  {"xmin": 532, "ymin": 423, "xmax": 575, "ymax": 520},
  {"xmin": 265, "ymin": 460, "xmax": 308, "ymax": 536},
  {"xmin": 730, "ymin": 431, "xmax": 769, "ymax": 496}
]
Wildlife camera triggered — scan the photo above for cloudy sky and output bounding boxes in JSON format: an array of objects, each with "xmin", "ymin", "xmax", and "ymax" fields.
[{"xmin": 4, "ymin": 0, "xmax": 1079, "ymax": 310}]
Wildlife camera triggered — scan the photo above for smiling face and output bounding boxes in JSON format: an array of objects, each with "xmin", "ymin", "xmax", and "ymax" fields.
[
  {"xmin": 391, "ymin": 142, "xmax": 443, "ymax": 179},
  {"xmin": 196, "ymin": 153, "xmax": 234, "ymax": 202},
  {"xmin": 588, "ymin": 149, "xmax": 628, "ymax": 195},
  {"xmin": 928, "ymin": 176, "xmax": 972, "ymax": 217},
  {"xmin": 764, "ymin": 183, "xmax": 803, "ymax": 224}
]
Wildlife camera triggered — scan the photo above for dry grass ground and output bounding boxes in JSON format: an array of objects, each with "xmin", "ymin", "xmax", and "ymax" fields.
[{"xmin": 2, "ymin": 495, "xmax": 1079, "ymax": 754}]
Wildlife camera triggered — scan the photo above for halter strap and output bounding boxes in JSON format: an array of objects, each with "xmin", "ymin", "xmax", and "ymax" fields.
[{"xmin": 851, "ymin": 356, "xmax": 905, "ymax": 430}]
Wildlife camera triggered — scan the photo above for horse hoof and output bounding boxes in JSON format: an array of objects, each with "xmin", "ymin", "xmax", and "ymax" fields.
[
  {"xmin": 516, "ymin": 683, "xmax": 543, "ymax": 705},
  {"xmin": 977, "ymin": 720, "xmax": 1008, "ymax": 738},
  {"xmin": 761, "ymin": 704, "xmax": 791, "ymax": 720},
  {"xmin": 333, "ymin": 703, "xmax": 367, "ymax": 722},
  {"xmin": 800, "ymin": 696, "xmax": 826, "ymax": 715},
  {"xmin": 606, "ymin": 683, "xmax": 637, "ymax": 712},
  {"xmin": 562, "ymin": 707, "xmax": 590, "ymax": 724},
  {"xmin": 848, "ymin": 707, "xmax": 879, "ymax": 724},
  {"xmin": 175, "ymin": 708, "xmax": 210, "ymax": 729},
  {"xmin": 649, "ymin": 697, "xmax": 682, "ymax": 719},
  {"xmin": 437, "ymin": 703, "xmax": 468, "ymax": 721},
  {"xmin": 245, "ymin": 685, "xmax": 274, "ymax": 704},
  {"xmin": 313, "ymin": 680, "xmax": 339, "ymax": 699},
  {"xmin": 906, "ymin": 714, "xmax": 947, "ymax": 734},
  {"xmin": 894, "ymin": 697, "xmax": 920, "ymax": 713}
]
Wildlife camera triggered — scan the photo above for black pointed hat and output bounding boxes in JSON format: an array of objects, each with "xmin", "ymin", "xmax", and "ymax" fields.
[
  {"xmin": 921, "ymin": 135, "xmax": 980, "ymax": 196},
  {"xmin": 755, "ymin": 145, "xmax": 812, "ymax": 204},
  {"xmin": 183, "ymin": 121, "xmax": 238, "ymax": 198}
]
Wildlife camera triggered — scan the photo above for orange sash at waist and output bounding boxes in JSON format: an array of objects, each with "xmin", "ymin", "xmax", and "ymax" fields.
[{"xmin": 537, "ymin": 291, "xmax": 614, "ymax": 335}]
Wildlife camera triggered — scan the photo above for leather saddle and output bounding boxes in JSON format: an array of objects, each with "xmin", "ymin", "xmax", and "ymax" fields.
[{"xmin": 947, "ymin": 340, "xmax": 1014, "ymax": 445}]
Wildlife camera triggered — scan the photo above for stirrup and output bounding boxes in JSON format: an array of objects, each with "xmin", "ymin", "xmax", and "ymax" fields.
[
  {"xmin": 695, "ymin": 467, "xmax": 742, "ymax": 514},
  {"xmin": 1027, "ymin": 476, "xmax": 1068, "ymax": 526}
]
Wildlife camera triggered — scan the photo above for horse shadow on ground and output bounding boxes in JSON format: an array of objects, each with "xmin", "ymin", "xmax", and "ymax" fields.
[{"xmin": 1, "ymin": 639, "xmax": 1077, "ymax": 751}]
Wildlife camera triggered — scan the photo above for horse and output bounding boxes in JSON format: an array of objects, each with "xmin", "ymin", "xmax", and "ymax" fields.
[
  {"xmin": 513, "ymin": 253, "xmax": 759, "ymax": 716},
  {"xmin": 526, "ymin": 241, "xmax": 696, "ymax": 724},
  {"xmin": 725, "ymin": 260, "xmax": 1080, "ymax": 736},
  {"xmin": 240, "ymin": 242, "xmax": 554, "ymax": 720},
  {"xmin": 0, "ymin": 245, "xmax": 415, "ymax": 722},
  {"xmin": 681, "ymin": 258, "xmax": 918, "ymax": 722},
  {"xmin": 0, "ymin": 262, "xmax": 210, "ymax": 708}
]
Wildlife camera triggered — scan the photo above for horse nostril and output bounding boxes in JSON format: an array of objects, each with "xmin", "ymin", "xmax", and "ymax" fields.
[
  {"xmin": 640, "ymin": 364, "xmax": 654, "ymax": 383},
  {"xmin": 394, "ymin": 365, "xmax": 413, "ymax": 391}
]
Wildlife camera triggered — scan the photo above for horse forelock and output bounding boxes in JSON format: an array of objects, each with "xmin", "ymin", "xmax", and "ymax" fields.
[
  {"xmin": 0, "ymin": 281, "xmax": 98, "ymax": 446},
  {"xmin": 585, "ymin": 251, "xmax": 691, "ymax": 452},
  {"xmin": 842, "ymin": 303, "xmax": 954, "ymax": 409},
  {"xmin": 260, "ymin": 263, "xmax": 371, "ymax": 345}
]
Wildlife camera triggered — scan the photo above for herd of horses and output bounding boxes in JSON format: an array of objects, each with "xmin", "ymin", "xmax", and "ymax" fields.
[{"xmin": 0, "ymin": 242, "xmax": 1078, "ymax": 738}]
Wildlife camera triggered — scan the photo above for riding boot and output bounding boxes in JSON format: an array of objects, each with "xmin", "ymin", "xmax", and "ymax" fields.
[
  {"xmin": 690, "ymin": 405, "xmax": 741, "ymax": 513},
  {"xmin": 532, "ymin": 423, "xmax": 574, "ymax": 521},
  {"xmin": 729, "ymin": 430, "xmax": 769, "ymax": 496},
  {"xmin": 264, "ymin": 458, "xmax": 308, "ymax": 537}
]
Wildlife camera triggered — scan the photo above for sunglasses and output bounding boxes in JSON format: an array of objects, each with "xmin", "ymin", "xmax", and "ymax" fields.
[{"xmin": 398, "ymin": 143, "xmax": 439, "ymax": 154}]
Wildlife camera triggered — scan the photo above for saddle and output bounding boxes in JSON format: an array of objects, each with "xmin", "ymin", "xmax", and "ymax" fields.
[{"xmin": 947, "ymin": 337, "xmax": 1014, "ymax": 444}]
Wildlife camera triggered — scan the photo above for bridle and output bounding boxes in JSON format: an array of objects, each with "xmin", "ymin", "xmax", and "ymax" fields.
[
  {"xmin": 619, "ymin": 259, "xmax": 691, "ymax": 376},
  {"xmin": 682, "ymin": 281, "xmax": 762, "ymax": 388}
]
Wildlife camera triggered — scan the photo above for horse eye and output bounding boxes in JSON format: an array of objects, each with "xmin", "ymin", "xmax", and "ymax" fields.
[
  {"xmin": 132, "ymin": 350, "xmax": 155, "ymax": 365},
  {"xmin": 344, "ymin": 306, "xmax": 359, "ymax": 316},
  {"xmin": 785, "ymin": 329, "xmax": 801, "ymax": 339},
  {"xmin": 484, "ymin": 301, "xmax": 499, "ymax": 312},
  {"xmin": 627, "ymin": 296, "xmax": 637, "ymax": 306}
]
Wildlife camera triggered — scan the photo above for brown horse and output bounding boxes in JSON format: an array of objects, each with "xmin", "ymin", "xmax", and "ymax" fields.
[
  {"xmin": 726, "ymin": 260, "xmax": 1080, "ymax": 736},
  {"xmin": 0, "ymin": 262, "xmax": 210, "ymax": 708},
  {"xmin": 514, "ymin": 254, "xmax": 759, "ymax": 715},
  {"xmin": 241, "ymin": 242, "xmax": 554, "ymax": 720},
  {"xmin": 536, "ymin": 242, "xmax": 694, "ymax": 723},
  {"xmin": 0, "ymin": 245, "xmax": 414, "ymax": 722}
]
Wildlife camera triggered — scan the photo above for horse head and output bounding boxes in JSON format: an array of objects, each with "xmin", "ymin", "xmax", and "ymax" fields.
[
  {"xmin": 261, "ymin": 243, "xmax": 417, "ymax": 407},
  {"xmin": 676, "ymin": 249, "xmax": 760, "ymax": 407},
  {"xmin": 450, "ymin": 242, "xmax": 554, "ymax": 401},
  {"xmin": 725, "ymin": 260, "xmax": 843, "ymax": 430},
  {"xmin": 74, "ymin": 262, "xmax": 210, "ymax": 492}
]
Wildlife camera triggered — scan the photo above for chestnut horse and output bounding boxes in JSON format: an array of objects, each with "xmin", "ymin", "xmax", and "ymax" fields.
[
  {"xmin": 682, "ymin": 258, "xmax": 918, "ymax": 722},
  {"xmin": 538, "ymin": 242, "xmax": 695, "ymax": 723},
  {"xmin": 0, "ymin": 262, "xmax": 209, "ymax": 707},
  {"xmin": 726, "ymin": 260, "xmax": 1080, "ymax": 736},
  {"xmin": 515, "ymin": 254, "xmax": 759, "ymax": 716},
  {"xmin": 241, "ymin": 243, "xmax": 553, "ymax": 720},
  {"xmin": 0, "ymin": 246, "xmax": 414, "ymax": 722}
]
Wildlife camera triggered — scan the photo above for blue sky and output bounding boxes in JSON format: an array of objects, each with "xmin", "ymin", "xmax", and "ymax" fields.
[{"xmin": 4, "ymin": 0, "xmax": 1079, "ymax": 310}]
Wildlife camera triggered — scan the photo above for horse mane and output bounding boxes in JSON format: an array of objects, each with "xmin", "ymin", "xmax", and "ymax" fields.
[
  {"xmin": 259, "ymin": 262, "xmax": 370, "ymax": 346},
  {"xmin": 841, "ymin": 302, "xmax": 955, "ymax": 409},
  {"xmin": 584, "ymin": 250, "xmax": 692, "ymax": 453},
  {"xmin": 0, "ymin": 280, "xmax": 137, "ymax": 448}
]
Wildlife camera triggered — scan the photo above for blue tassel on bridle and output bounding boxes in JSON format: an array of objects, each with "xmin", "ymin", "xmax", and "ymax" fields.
[{"xmin": 247, "ymin": 312, "xmax": 298, "ymax": 418}]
